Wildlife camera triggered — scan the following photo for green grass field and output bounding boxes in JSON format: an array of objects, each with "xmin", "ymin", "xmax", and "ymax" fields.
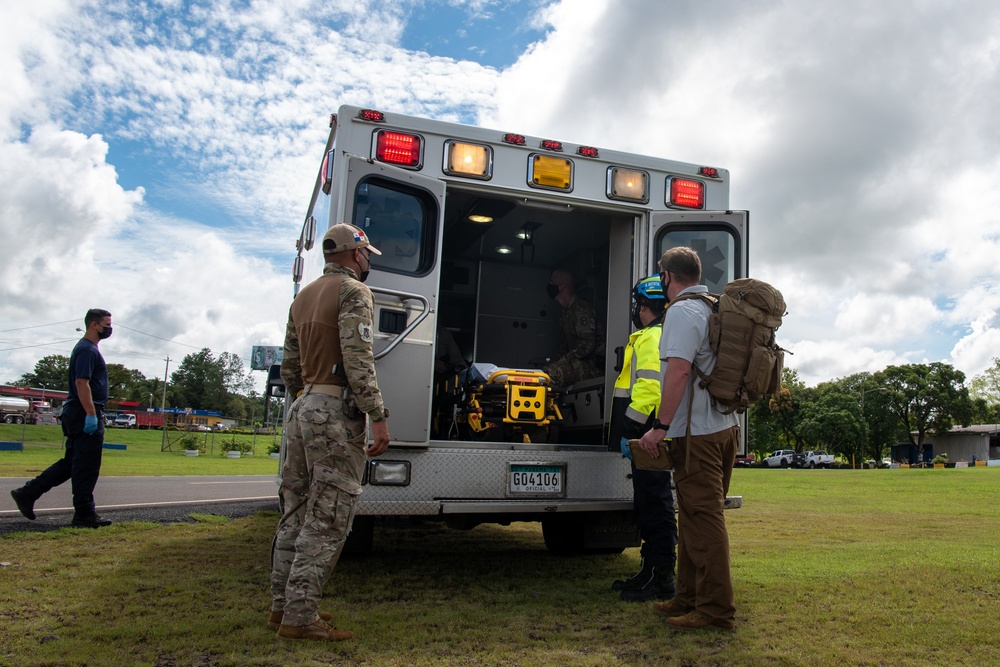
[
  {"xmin": 1, "ymin": 467, "xmax": 998, "ymax": 666},
  {"xmin": 0, "ymin": 424, "xmax": 280, "ymax": 477}
]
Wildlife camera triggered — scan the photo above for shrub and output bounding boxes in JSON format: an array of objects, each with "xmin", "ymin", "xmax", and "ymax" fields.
[
  {"xmin": 179, "ymin": 433, "xmax": 206, "ymax": 453},
  {"xmin": 222, "ymin": 436, "xmax": 255, "ymax": 455}
]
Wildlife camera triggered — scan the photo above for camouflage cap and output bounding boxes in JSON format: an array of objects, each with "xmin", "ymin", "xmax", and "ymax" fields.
[{"xmin": 322, "ymin": 223, "xmax": 382, "ymax": 255}]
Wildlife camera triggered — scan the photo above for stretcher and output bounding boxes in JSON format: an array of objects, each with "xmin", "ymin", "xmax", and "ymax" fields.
[{"xmin": 433, "ymin": 363, "xmax": 564, "ymax": 443}]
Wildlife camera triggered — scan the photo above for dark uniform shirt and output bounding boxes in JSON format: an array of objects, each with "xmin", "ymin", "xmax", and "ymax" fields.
[{"xmin": 66, "ymin": 338, "xmax": 108, "ymax": 407}]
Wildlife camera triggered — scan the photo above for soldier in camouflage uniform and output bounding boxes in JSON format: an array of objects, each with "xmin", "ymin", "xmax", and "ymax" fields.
[
  {"xmin": 268, "ymin": 223, "xmax": 390, "ymax": 642},
  {"xmin": 543, "ymin": 269, "xmax": 603, "ymax": 387}
]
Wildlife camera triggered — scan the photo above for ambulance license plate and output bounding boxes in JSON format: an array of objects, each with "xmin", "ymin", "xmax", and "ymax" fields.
[{"xmin": 508, "ymin": 463, "xmax": 565, "ymax": 496}]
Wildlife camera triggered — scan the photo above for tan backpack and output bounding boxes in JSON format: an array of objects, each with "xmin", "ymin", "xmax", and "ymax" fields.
[{"xmin": 674, "ymin": 278, "xmax": 787, "ymax": 415}]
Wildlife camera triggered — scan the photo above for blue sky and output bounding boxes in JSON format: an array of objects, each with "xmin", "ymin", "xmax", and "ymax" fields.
[{"xmin": 3, "ymin": 0, "xmax": 1000, "ymax": 391}]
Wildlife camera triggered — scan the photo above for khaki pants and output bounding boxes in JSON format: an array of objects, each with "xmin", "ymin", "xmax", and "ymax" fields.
[
  {"xmin": 269, "ymin": 392, "xmax": 368, "ymax": 626},
  {"xmin": 669, "ymin": 425, "xmax": 738, "ymax": 623}
]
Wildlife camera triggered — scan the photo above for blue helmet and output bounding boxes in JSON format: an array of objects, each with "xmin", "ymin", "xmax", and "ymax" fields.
[
  {"xmin": 631, "ymin": 276, "xmax": 665, "ymax": 328},
  {"xmin": 633, "ymin": 276, "xmax": 665, "ymax": 303}
]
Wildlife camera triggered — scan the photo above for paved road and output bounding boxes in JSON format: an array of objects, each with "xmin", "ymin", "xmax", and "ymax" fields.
[{"xmin": 0, "ymin": 476, "xmax": 279, "ymax": 535}]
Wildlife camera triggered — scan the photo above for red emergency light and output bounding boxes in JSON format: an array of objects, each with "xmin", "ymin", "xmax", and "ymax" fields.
[
  {"xmin": 375, "ymin": 130, "xmax": 422, "ymax": 168},
  {"xmin": 503, "ymin": 133, "xmax": 526, "ymax": 145},
  {"xmin": 577, "ymin": 146, "xmax": 599, "ymax": 158},
  {"xmin": 540, "ymin": 139, "xmax": 563, "ymax": 152},
  {"xmin": 668, "ymin": 177, "xmax": 705, "ymax": 209},
  {"xmin": 358, "ymin": 109, "xmax": 386, "ymax": 122}
]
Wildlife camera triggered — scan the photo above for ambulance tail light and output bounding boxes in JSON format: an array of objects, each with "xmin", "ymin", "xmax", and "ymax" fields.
[
  {"xmin": 667, "ymin": 177, "xmax": 705, "ymax": 209},
  {"xmin": 443, "ymin": 141, "xmax": 493, "ymax": 180},
  {"xmin": 607, "ymin": 167, "xmax": 649, "ymax": 203},
  {"xmin": 374, "ymin": 130, "xmax": 422, "ymax": 169},
  {"xmin": 529, "ymin": 154, "xmax": 573, "ymax": 191}
]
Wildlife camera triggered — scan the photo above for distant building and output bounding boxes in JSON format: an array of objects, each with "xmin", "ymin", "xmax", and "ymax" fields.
[{"xmin": 902, "ymin": 424, "xmax": 1000, "ymax": 463}]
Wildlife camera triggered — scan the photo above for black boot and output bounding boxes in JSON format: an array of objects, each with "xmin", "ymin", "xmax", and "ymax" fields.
[
  {"xmin": 10, "ymin": 487, "xmax": 36, "ymax": 520},
  {"xmin": 71, "ymin": 514, "xmax": 112, "ymax": 528},
  {"xmin": 620, "ymin": 566, "xmax": 675, "ymax": 602},
  {"xmin": 611, "ymin": 558, "xmax": 654, "ymax": 592}
]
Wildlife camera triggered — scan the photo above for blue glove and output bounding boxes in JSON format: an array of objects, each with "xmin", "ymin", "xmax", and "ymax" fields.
[
  {"xmin": 84, "ymin": 415, "xmax": 99, "ymax": 434},
  {"xmin": 620, "ymin": 437, "xmax": 633, "ymax": 461}
]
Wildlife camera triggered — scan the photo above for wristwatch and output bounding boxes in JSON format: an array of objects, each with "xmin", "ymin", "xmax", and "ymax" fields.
[{"xmin": 652, "ymin": 419, "xmax": 669, "ymax": 432}]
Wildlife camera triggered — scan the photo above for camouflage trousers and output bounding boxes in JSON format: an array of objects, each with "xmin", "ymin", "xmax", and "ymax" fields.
[
  {"xmin": 269, "ymin": 391, "xmax": 367, "ymax": 626},
  {"xmin": 544, "ymin": 356, "xmax": 600, "ymax": 388}
]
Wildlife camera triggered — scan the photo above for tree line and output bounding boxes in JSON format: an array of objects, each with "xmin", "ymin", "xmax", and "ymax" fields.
[
  {"xmin": 12, "ymin": 349, "xmax": 270, "ymax": 424},
  {"xmin": 748, "ymin": 360, "xmax": 1000, "ymax": 463}
]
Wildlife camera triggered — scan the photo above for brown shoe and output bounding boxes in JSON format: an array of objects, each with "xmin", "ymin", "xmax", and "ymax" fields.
[
  {"xmin": 652, "ymin": 598, "xmax": 694, "ymax": 618},
  {"xmin": 276, "ymin": 619, "xmax": 353, "ymax": 641},
  {"xmin": 665, "ymin": 610, "xmax": 734, "ymax": 631},
  {"xmin": 267, "ymin": 610, "xmax": 334, "ymax": 630}
]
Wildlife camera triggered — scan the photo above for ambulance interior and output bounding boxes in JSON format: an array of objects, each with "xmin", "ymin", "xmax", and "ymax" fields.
[{"xmin": 433, "ymin": 190, "xmax": 637, "ymax": 446}]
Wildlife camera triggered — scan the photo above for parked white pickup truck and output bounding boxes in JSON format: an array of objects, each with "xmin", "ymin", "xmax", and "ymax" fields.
[
  {"xmin": 764, "ymin": 449, "xmax": 797, "ymax": 468},
  {"xmin": 801, "ymin": 450, "xmax": 834, "ymax": 468}
]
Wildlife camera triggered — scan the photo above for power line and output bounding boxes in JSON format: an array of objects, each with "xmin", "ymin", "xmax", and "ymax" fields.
[
  {"xmin": 115, "ymin": 324, "xmax": 203, "ymax": 350},
  {"xmin": 0, "ymin": 319, "xmax": 78, "ymax": 333},
  {"xmin": 0, "ymin": 338, "xmax": 78, "ymax": 353}
]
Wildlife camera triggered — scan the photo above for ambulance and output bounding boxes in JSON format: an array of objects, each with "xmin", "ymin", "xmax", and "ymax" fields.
[{"xmin": 279, "ymin": 105, "xmax": 746, "ymax": 554}]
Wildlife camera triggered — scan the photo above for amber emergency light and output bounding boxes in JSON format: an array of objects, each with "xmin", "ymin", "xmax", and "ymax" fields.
[{"xmin": 529, "ymin": 154, "xmax": 573, "ymax": 190}]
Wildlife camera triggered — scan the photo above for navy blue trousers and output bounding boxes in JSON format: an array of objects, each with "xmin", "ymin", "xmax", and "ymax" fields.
[
  {"xmin": 632, "ymin": 465, "xmax": 677, "ymax": 569},
  {"xmin": 23, "ymin": 403, "xmax": 104, "ymax": 515}
]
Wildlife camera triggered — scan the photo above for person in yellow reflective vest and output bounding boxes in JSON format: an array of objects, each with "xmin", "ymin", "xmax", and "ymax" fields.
[{"xmin": 607, "ymin": 275, "xmax": 676, "ymax": 602}]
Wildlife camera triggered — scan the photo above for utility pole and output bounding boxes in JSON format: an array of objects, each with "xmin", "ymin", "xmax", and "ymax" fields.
[{"xmin": 160, "ymin": 356, "xmax": 170, "ymax": 451}]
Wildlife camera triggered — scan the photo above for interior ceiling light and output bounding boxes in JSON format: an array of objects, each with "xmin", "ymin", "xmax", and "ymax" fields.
[
  {"xmin": 495, "ymin": 245, "xmax": 513, "ymax": 255},
  {"xmin": 468, "ymin": 214, "xmax": 493, "ymax": 223}
]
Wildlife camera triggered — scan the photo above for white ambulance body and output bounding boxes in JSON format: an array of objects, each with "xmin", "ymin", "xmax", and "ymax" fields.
[{"xmin": 284, "ymin": 105, "xmax": 747, "ymax": 554}]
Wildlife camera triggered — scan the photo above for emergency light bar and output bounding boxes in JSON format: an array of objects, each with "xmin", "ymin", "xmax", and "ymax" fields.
[
  {"xmin": 667, "ymin": 177, "xmax": 705, "ymax": 209},
  {"xmin": 607, "ymin": 167, "xmax": 649, "ymax": 204},
  {"xmin": 444, "ymin": 141, "xmax": 493, "ymax": 180},
  {"xmin": 529, "ymin": 154, "xmax": 573, "ymax": 191},
  {"xmin": 374, "ymin": 130, "xmax": 422, "ymax": 168}
]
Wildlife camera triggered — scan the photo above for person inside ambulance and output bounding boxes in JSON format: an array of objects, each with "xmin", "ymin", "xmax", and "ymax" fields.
[
  {"xmin": 542, "ymin": 269, "xmax": 602, "ymax": 388},
  {"xmin": 607, "ymin": 276, "xmax": 676, "ymax": 602}
]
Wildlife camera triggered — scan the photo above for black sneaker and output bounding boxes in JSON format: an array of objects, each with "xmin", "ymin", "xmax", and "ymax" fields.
[
  {"xmin": 71, "ymin": 515, "xmax": 112, "ymax": 528},
  {"xmin": 10, "ymin": 487, "xmax": 36, "ymax": 520}
]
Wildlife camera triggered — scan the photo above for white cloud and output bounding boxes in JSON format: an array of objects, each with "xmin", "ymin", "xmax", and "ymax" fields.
[{"xmin": 5, "ymin": 0, "xmax": 1000, "ymax": 396}]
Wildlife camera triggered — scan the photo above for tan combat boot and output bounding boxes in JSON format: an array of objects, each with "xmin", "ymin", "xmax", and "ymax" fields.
[
  {"xmin": 267, "ymin": 610, "xmax": 334, "ymax": 630},
  {"xmin": 276, "ymin": 619, "xmax": 354, "ymax": 641}
]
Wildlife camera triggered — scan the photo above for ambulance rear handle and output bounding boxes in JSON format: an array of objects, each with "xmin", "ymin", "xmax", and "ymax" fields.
[{"xmin": 369, "ymin": 287, "xmax": 430, "ymax": 360}]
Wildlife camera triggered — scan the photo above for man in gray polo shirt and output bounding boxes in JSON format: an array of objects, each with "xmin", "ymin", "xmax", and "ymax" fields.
[{"xmin": 637, "ymin": 246, "xmax": 739, "ymax": 631}]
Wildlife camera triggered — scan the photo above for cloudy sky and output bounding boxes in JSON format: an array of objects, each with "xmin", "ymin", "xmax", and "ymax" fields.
[{"xmin": 2, "ymin": 0, "xmax": 1000, "ymax": 391}]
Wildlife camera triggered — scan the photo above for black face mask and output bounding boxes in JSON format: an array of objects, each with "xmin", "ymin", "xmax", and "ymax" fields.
[
  {"xmin": 546, "ymin": 283, "xmax": 561, "ymax": 299},
  {"xmin": 358, "ymin": 250, "xmax": 371, "ymax": 283},
  {"xmin": 659, "ymin": 272, "xmax": 671, "ymax": 303},
  {"xmin": 631, "ymin": 303, "xmax": 643, "ymax": 330},
  {"xmin": 97, "ymin": 325, "xmax": 113, "ymax": 340}
]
